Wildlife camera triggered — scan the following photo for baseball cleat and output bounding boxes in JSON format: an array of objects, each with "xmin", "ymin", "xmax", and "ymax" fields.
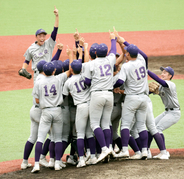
[
  {"xmin": 153, "ymin": 153, "xmax": 162, "ymax": 159},
  {"xmin": 21, "ymin": 162, "xmax": 32, "ymax": 169},
  {"xmin": 86, "ymin": 157, "xmax": 98, "ymax": 165},
  {"xmin": 153, "ymin": 152, "xmax": 169, "ymax": 159},
  {"xmin": 147, "ymin": 149, "xmax": 152, "ymax": 159},
  {"xmin": 39, "ymin": 158, "xmax": 49, "ymax": 167},
  {"xmin": 97, "ymin": 148, "xmax": 111, "ymax": 163},
  {"xmin": 31, "ymin": 165, "xmax": 40, "ymax": 173},
  {"xmin": 48, "ymin": 159, "xmax": 55, "ymax": 169},
  {"xmin": 76, "ymin": 160, "xmax": 86, "ymax": 168},
  {"xmin": 60, "ymin": 160, "xmax": 66, "ymax": 168},
  {"xmin": 167, "ymin": 151, "xmax": 170, "ymax": 158},
  {"xmin": 55, "ymin": 160, "xmax": 62, "ymax": 170},
  {"xmin": 114, "ymin": 144, "xmax": 120, "ymax": 153},
  {"xmin": 130, "ymin": 153, "xmax": 142, "ymax": 160},
  {"xmin": 141, "ymin": 150, "xmax": 148, "ymax": 160},
  {"xmin": 67, "ymin": 157, "xmax": 77, "ymax": 165},
  {"xmin": 102, "ymin": 155, "xmax": 110, "ymax": 163},
  {"xmin": 115, "ymin": 150, "xmax": 129, "ymax": 159}
]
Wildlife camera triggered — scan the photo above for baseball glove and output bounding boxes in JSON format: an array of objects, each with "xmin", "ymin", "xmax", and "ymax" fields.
[
  {"xmin": 18, "ymin": 68, "xmax": 32, "ymax": 79},
  {"xmin": 149, "ymin": 81, "xmax": 160, "ymax": 94}
]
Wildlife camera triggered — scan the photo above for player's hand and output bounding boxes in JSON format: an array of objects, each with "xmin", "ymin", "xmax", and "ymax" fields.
[
  {"xmin": 109, "ymin": 30, "xmax": 115, "ymax": 40},
  {"xmin": 57, "ymin": 39, "xmax": 63, "ymax": 50},
  {"xmin": 79, "ymin": 37, "xmax": 85, "ymax": 46},
  {"xmin": 54, "ymin": 6, "xmax": 59, "ymax": 16},
  {"xmin": 77, "ymin": 44, "xmax": 83, "ymax": 55},
  {"xmin": 113, "ymin": 27, "xmax": 119, "ymax": 38},
  {"xmin": 74, "ymin": 28, "xmax": 80, "ymax": 41},
  {"xmin": 66, "ymin": 45, "xmax": 72, "ymax": 56},
  {"xmin": 113, "ymin": 87, "xmax": 121, "ymax": 94},
  {"xmin": 73, "ymin": 45, "xmax": 77, "ymax": 55},
  {"xmin": 84, "ymin": 43, "xmax": 88, "ymax": 50}
]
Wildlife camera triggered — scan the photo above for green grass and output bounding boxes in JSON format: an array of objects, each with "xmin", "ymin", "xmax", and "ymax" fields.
[
  {"xmin": 0, "ymin": 0, "xmax": 184, "ymax": 36},
  {"xmin": 0, "ymin": 79, "xmax": 183, "ymax": 162}
]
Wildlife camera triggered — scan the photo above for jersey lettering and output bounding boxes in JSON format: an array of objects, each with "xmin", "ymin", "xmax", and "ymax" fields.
[
  {"xmin": 99, "ymin": 64, "xmax": 111, "ymax": 77},
  {"xmin": 135, "ymin": 66, "xmax": 146, "ymax": 80},
  {"xmin": 44, "ymin": 84, "xmax": 57, "ymax": 96},
  {"xmin": 74, "ymin": 80, "xmax": 87, "ymax": 93}
]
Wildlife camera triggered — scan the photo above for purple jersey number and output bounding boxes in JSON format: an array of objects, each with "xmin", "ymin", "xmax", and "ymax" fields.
[
  {"xmin": 99, "ymin": 64, "xmax": 111, "ymax": 77},
  {"xmin": 44, "ymin": 84, "xmax": 57, "ymax": 96},
  {"xmin": 74, "ymin": 80, "xmax": 87, "ymax": 93},
  {"xmin": 135, "ymin": 66, "xmax": 146, "ymax": 80}
]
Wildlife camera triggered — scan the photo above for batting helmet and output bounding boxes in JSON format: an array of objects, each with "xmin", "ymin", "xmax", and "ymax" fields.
[
  {"xmin": 43, "ymin": 62, "xmax": 55, "ymax": 76},
  {"xmin": 96, "ymin": 43, "xmax": 108, "ymax": 57},
  {"xmin": 71, "ymin": 60, "xmax": 82, "ymax": 73},
  {"xmin": 37, "ymin": 60, "xmax": 47, "ymax": 72},
  {"xmin": 89, "ymin": 43, "xmax": 98, "ymax": 59},
  {"xmin": 63, "ymin": 59, "xmax": 69, "ymax": 72},
  {"xmin": 52, "ymin": 60, "xmax": 63, "ymax": 75}
]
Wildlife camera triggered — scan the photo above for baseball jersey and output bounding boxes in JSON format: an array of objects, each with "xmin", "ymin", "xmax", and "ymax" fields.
[
  {"xmin": 24, "ymin": 37, "xmax": 56, "ymax": 71},
  {"xmin": 118, "ymin": 53, "xmax": 149, "ymax": 95},
  {"xmin": 32, "ymin": 73, "xmax": 67, "ymax": 109},
  {"xmin": 63, "ymin": 74, "xmax": 90, "ymax": 105},
  {"xmin": 84, "ymin": 53, "xmax": 116, "ymax": 92},
  {"xmin": 158, "ymin": 80, "xmax": 180, "ymax": 109}
]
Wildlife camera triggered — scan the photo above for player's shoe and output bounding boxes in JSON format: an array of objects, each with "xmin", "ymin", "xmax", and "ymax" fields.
[
  {"xmin": 141, "ymin": 150, "xmax": 148, "ymax": 160},
  {"xmin": 84, "ymin": 154, "xmax": 90, "ymax": 162},
  {"xmin": 153, "ymin": 152, "xmax": 169, "ymax": 159},
  {"xmin": 39, "ymin": 158, "xmax": 49, "ymax": 167},
  {"xmin": 60, "ymin": 160, "xmax": 66, "ymax": 168},
  {"xmin": 21, "ymin": 162, "xmax": 32, "ymax": 169},
  {"xmin": 167, "ymin": 151, "xmax": 170, "ymax": 157},
  {"xmin": 86, "ymin": 157, "xmax": 98, "ymax": 165},
  {"xmin": 130, "ymin": 153, "xmax": 142, "ymax": 160},
  {"xmin": 67, "ymin": 156, "xmax": 77, "ymax": 165},
  {"xmin": 76, "ymin": 160, "xmax": 86, "ymax": 168},
  {"xmin": 102, "ymin": 155, "xmax": 110, "ymax": 163},
  {"xmin": 97, "ymin": 148, "xmax": 111, "ymax": 163},
  {"xmin": 114, "ymin": 144, "xmax": 120, "ymax": 153},
  {"xmin": 55, "ymin": 160, "xmax": 62, "ymax": 171},
  {"xmin": 48, "ymin": 158, "xmax": 55, "ymax": 169},
  {"xmin": 115, "ymin": 150, "xmax": 129, "ymax": 159},
  {"xmin": 147, "ymin": 149, "xmax": 152, "ymax": 159},
  {"xmin": 31, "ymin": 164, "xmax": 40, "ymax": 173}
]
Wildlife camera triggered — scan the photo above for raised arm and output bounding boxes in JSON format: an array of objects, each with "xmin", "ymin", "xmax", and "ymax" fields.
[
  {"xmin": 148, "ymin": 70, "xmax": 168, "ymax": 87},
  {"xmin": 109, "ymin": 30, "xmax": 116, "ymax": 55},
  {"xmin": 51, "ymin": 6, "xmax": 59, "ymax": 41},
  {"xmin": 65, "ymin": 46, "xmax": 73, "ymax": 77},
  {"xmin": 51, "ymin": 39, "xmax": 63, "ymax": 61}
]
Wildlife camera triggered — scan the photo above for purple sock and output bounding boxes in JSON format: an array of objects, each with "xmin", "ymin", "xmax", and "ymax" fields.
[
  {"xmin": 148, "ymin": 132, "xmax": 153, "ymax": 149},
  {"xmin": 35, "ymin": 142, "xmax": 43, "ymax": 162},
  {"xmin": 49, "ymin": 141, "xmax": 55, "ymax": 158},
  {"xmin": 160, "ymin": 133, "xmax": 166, "ymax": 149},
  {"xmin": 129, "ymin": 136, "xmax": 140, "ymax": 152},
  {"xmin": 121, "ymin": 128, "xmax": 130, "ymax": 147},
  {"xmin": 114, "ymin": 137, "xmax": 122, "ymax": 150},
  {"xmin": 77, "ymin": 139, "xmax": 84, "ymax": 157},
  {"xmin": 23, "ymin": 141, "xmax": 34, "ymax": 160},
  {"xmin": 139, "ymin": 130, "xmax": 148, "ymax": 148},
  {"xmin": 55, "ymin": 142, "xmax": 62, "ymax": 160},
  {"xmin": 135, "ymin": 137, "xmax": 142, "ymax": 151},
  {"xmin": 103, "ymin": 129, "xmax": 111, "ymax": 148},
  {"xmin": 94, "ymin": 127, "xmax": 106, "ymax": 148},
  {"xmin": 110, "ymin": 126, "xmax": 113, "ymax": 145},
  {"xmin": 153, "ymin": 133, "xmax": 166, "ymax": 151},
  {"xmin": 96, "ymin": 139, "xmax": 102, "ymax": 154},
  {"xmin": 87, "ymin": 137, "xmax": 96, "ymax": 155},
  {"xmin": 42, "ymin": 138, "xmax": 51, "ymax": 156},
  {"xmin": 61, "ymin": 141, "xmax": 68, "ymax": 158}
]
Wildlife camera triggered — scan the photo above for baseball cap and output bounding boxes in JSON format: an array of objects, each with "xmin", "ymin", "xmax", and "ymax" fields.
[
  {"xmin": 89, "ymin": 43, "xmax": 98, "ymax": 59},
  {"xmin": 63, "ymin": 59, "xmax": 69, "ymax": 72},
  {"xmin": 35, "ymin": 29, "xmax": 47, "ymax": 36},
  {"xmin": 160, "ymin": 66, "xmax": 174, "ymax": 77},
  {"xmin": 96, "ymin": 43, "xmax": 108, "ymax": 57},
  {"xmin": 37, "ymin": 60, "xmax": 47, "ymax": 72},
  {"xmin": 43, "ymin": 62, "xmax": 55, "ymax": 76},
  {"xmin": 71, "ymin": 60, "xmax": 82, "ymax": 73},
  {"xmin": 52, "ymin": 60, "xmax": 63, "ymax": 75},
  {"xmin": 124, "ymin": 44, "xmax": 139, "ymax": 56}
]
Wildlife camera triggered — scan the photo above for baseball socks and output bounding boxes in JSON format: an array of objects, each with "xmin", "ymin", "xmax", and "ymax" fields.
[{"xmin": 139, "ymin": 130, "xmax": 148, "ymax": 159}]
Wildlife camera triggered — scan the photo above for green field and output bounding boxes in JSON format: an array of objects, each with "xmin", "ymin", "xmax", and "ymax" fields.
[
  {"xmin": 0, "ymin": 79, "xmax": 183, "ymax": 162},
  {"xmin": 0, "ymin": 0, "xmax": 184, "ymax": 36}
]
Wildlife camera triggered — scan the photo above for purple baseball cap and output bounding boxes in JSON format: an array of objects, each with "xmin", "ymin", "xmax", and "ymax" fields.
[
  {"xmin": 63, "ymin": 59, "xmax": 69, "ymax": 72},
  {"xmin": 35, "ymin": 29, "xmax": 47, "ymax": 36},
  {"xmin": 52, "ymin": 60, "xmax": 63, "ymax": 75},
  {"xmin": 71, "ymin": 60, "xmax": 82, "ymax": 72},
  {"xmin": 160, "ymin": 66, "xmax": 174, "ymax": 77},
  {"xmin": 96, "ymin": 43, "xmax": 108, "ymax": 57},
  {"xmin": 43, "ymin": 62, "xmax": 55, "ymax": 76},
  {"xmin": 37, "ymin": 60, "xmax": 47, "ymax": 72},
  {"xmin": 89, "ymin": 43, "xmax": 98, "ymax": 59},
  {"xmin": 124, "ymin": 44, "xmax": 139, "ymax": 56}
]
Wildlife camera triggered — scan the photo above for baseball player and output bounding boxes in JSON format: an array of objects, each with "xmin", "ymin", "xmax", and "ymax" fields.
[
  {"xmin": 147, "ymin": 66, "xmax": 181, "ymax": 158},
  {"xmin": 31, "ymin": 47, "xmax": 73, "ymax": 173},
  {"xmin": 19, "ymin": 6, "xmax": 59, "ymax": 83},
  {"xmin": 83, "ymin": 31, "xmax": 117, "ymax": 163},
  {"xmin": 113, "ymin": 31, "xmax": 149, "ymax": 159}
]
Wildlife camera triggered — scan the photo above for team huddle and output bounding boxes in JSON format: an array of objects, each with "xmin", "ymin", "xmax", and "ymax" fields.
[{"xmin": 19, "ymin": 7, "xmax": 181, "ymax": 173}]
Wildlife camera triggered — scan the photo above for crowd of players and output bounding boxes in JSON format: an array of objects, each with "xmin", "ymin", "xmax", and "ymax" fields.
[{"xmin": 20, "ymin": 7, "xmax": 181, "ymax": 173}]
